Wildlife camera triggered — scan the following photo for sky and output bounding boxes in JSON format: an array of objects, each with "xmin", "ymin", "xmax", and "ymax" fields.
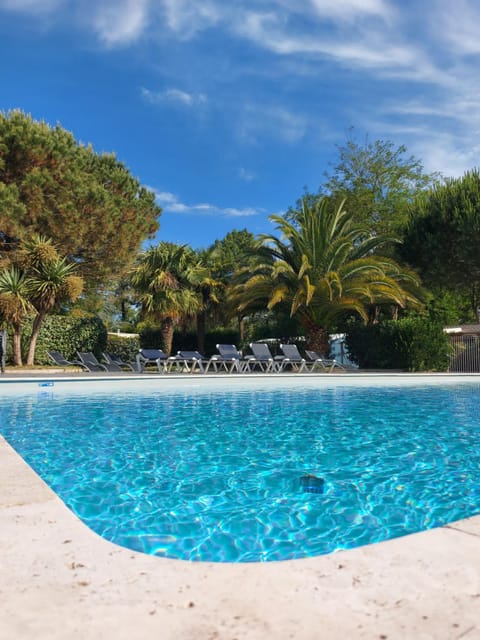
[{"xmin": 1, "ymin": 0, "xmax": 479, "ymax": 249}]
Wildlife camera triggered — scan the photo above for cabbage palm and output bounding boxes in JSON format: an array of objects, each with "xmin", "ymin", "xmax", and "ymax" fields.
[
  {"xmin": 130, "ymin": 242, "xmax": 205, "ymax": 355},
  {"xmin": 230, "ymin": 198, "xmax": 423, "ymax": 355},
  {"xmin": 0, "ymin": 267, "xmax": 33, "ymax": 366}
]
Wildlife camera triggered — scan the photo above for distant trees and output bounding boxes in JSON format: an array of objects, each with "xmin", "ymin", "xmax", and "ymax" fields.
[
  {"xmin": 294, "ymin": 131, "xmax": 439, "ymax": 239},
  {"xmin": 229, "ymin": 198, "xmax": 423, "ymax": 356},
  {"xmin": 0, "ymin": 110, "xmax": 160, "ymax": 304},
  {"xmin": 401, "ymin": 169, "xmax": 480, "ymax": 321}
]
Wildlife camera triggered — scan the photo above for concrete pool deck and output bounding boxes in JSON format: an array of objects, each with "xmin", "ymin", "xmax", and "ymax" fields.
[{"xmin": 1, "ymin": 373, "xmax": 480, "ymax": 639}]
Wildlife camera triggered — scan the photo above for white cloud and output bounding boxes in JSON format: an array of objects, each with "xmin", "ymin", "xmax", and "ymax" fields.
[
  {"xmin": 154, "ymin": 191, "xmax": 260, "ymax": 218},
  {"xmin": 161, "ymin": 0, "xmax": 220, "ymax": 38},
  {"xmin": 92, "ymin": 0, "xmax": 149, "ymax": 46},
  {"xmin": 141, "ymin": 87, "xmax": 207, "ymax": 107},
  {"xmin": 431, "ymin": 0, "xmax": 480, "ymax": 55}
]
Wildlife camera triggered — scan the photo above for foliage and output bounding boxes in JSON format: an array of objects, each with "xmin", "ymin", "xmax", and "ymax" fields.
[
  {"xmin": 0, "ymin": 234, "xmax": 83, "ymax": 364},
  {"xmin": 229, "ymin": 197, "xmax": 424, "ymax": 356},
  {"xmin": 324, "ymin": 132, "xmax": 440, "ymax": 235},
  {"xmin": 244, "ymin": 311, "xmax": 303, "ymax": 344},
  {"xmin": 345, "ymin": 316, "xmax": 451, "ymax": 371},
  {"xmin": 105, "ymin": 333, "xmax": 140, "ymax": 361},
  {"xmin": 0, "ymin": 110, "xmax": 160, "ymax": 300},
  {"xmin": 130, "ymin": 242, "xmax": 206, "ymax": 354},
  {"xmin": 0, "ymin": 266, "xmax": 33, "ymax": 365},
  {"xmin": 290, "ymin": 131, "xmax": 439, "ymax": 239},
  {"xmin": 4, "ymin": 314, "xmax": 107, "ymax": 365},
  {"xmin": 401, "ymin": 169, "xmax": 480, "ymax": 319},
  {"xmin": 138, "ymin": 324, "xmax": 239, "ymax": 356}
]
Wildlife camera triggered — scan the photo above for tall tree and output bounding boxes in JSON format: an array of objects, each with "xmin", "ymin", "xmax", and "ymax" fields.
[
  {"xmin": 17, "ymin": 235, "xmax": 84, "ymax": 365},
  {"xmin": 0, "ymin": 110, "xmax": 160, "ymax": 302},
  {"xmin": 0, "ymin": 234, "xmax": 84, "ymax": 365},
  {"xmin": 401, "ymin": 169, "xmax": 480, "ymax": 320},
  {"xmin": 130, "ymin": 242, "xmax": 204, "ymax": 355},
  {"xmin": 230, "ymin": 198, "xmax": 423, "ymax": 355},
  {"xmin": 0, "ymin": 267, "xmax": 33, "ymax": 366},
  {"xmin": 209, "ymin": 229, "xmax": 263, "ymax": 341},
  {"xmin": 296, "ymin": 131, "xmax": 439, "ymax": 238}
]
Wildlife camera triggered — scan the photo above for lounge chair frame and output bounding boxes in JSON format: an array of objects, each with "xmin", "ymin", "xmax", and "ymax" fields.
[
  {"xmin": 247, "ymin": 343, "xmax": 278, "ymax": 373},
  {"xmin": 276, "ymin": 344, "xmax": 308, "ymax": 373},
  {"xmin": 305, "ymin": 350, "xmax": 345, "ymax": 372},
  {"xmin": 166, "ymin": 350, "xmax": 209, "ymax": 373},
  {"xmin": 205, "ymin": 344, "xmax": 250, "ymax": 373},
  {"xmin": 77, "ymin": 351, "xmax": 123, "ymax": 372},
  {"xmin": 47, "ymin": 350, "xmax": 89, "ymax": 370},
  {"xmin": 102, "ymin": 352, "xmax": 137, "ymax": 372},
  {"xmin": 136, "ymin": 349, "xmax": 169, "ymax": 373}
]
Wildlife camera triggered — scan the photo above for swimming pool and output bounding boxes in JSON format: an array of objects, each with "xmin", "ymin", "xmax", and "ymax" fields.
[{"xmin": 1, "ymin": 376, "xmax": 479, "ymax": 562}]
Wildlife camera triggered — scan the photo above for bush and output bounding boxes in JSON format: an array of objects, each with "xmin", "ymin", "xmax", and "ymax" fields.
[
  {"xmin": 345, "ymin": 317, "xmax": 451, "ymax": 371},
  {"xmin": 5, "ymin": 315, "xmax": 108, "ymax": 365},
  {"xmin": 106, "ymin": 333, "xmax": 140, "ymax": 361}
]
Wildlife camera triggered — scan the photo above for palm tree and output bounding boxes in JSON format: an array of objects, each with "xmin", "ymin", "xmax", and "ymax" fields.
[
  {"xmin": 12, "ymin": 235, "xmax": 83, "ymax": 365},
  {"xmin": 130, "ymin": 242, "xmax": 204, "ymax": 355},
  {"xmin": 229, "ymin": 198, "xmax": 423, "ymax": 355},
  {"xmin": 0, "ymin": 267, "xmax": 33, "ymax": 366}
]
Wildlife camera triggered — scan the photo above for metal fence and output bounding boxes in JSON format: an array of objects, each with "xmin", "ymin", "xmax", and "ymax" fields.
[{"xmin": 448, "ymin": 334, "xmax": 480, "ymax": 372}]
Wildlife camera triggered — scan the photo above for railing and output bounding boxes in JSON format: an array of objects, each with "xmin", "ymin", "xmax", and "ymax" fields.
[{"xmin": 448, "ymin": 334, "xmax": 480, "ymax": 372}]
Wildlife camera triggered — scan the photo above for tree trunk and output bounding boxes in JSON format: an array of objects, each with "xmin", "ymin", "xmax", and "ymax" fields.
[
  {"xmin": 303, "ymin": 320, "xmax": 330, "ymax": 357},
  {"xmin": 197, "ymin": 311, "xmax": 206, "ymax": 354},
  {"xmin": 26, "ymin": 311, "xmax": 46, "ymax": 366},
  {"xmin": 238, "ymin": 316, "xmax": 244, "ymax": 343},
  {"xmin": 161, "ymin": 316, "xmax": 175, "ymax": 356},
  {"xmin": 12, "ymin": 325, "xmax": 22, "ymax": 367}
]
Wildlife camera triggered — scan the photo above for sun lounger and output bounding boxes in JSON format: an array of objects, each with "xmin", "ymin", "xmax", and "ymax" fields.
[
  {"xmin": 136, "ymin": 348, "xmax": 168, "ymax": 373},
  {"xmin": 205, "ymin": 344, "xmax": 250, "ymax": 373},
  {"xmin": 305, "ymin": 350, "xmax": 345, "ymax": 372},
  {"xmin": 166, "ymin": 350, "xmax": 209, "ymax": 373},
  {"xmin": 47, "ymin": 350, "xmax": 89, "ymax": 370},
  {"xmin": 276, "ymin": 344, "xmax": 308, "ymax": 373},
  {"xmin": 102, "ymin": 352, "xmax": 137, "ymax": 371},
  {"xmin": 247, "ymin": 343, "xmax": 278, "ymax": 372},
  {"xmin": 77, "ymin": 351, "xmax": 123, "ymax": 372}
]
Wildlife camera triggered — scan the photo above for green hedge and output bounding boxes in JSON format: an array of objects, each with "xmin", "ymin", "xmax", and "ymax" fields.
[
  {"xmin": 5, "ymin": 315, "xmax": 108, "ymax": 365},
  {"xmin": 345, "ymin": 317, "xmax": 451, "ymax": 371},
  {"xmin": 106, "ymin": 333, "xmax": 140, "ymax": 361}
]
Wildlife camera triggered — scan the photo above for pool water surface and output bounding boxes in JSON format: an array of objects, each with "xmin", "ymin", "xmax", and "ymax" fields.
[{"xmin": 1, "ymin": 379, "xmax": 479, "ymax": 562}]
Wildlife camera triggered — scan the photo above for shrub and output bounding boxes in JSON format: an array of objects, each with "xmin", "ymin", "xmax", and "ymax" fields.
[
  {"xmin": 5, "ymin": 315, "xmax": 108, "ymax": 365},
  {"xmin": 345, "ymin": 317, "xmax": 450, "ymax": 371},
  {"xmin": 106, "ymin": 333, "xmax": 140, "ymax": 361}
]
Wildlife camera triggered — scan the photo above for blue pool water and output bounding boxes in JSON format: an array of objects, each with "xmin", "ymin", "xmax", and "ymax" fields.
[{"xmin": 1, "ymin": 380, "xmax": 480, "ymax": 562}]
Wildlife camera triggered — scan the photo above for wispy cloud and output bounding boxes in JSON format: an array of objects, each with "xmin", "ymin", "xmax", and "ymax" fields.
[
  {"xmin": 92, "ymin": 0, "xmax": 149, "ymax": 46},
  {"xmin": 239, "ymin": 104, "xmax": 307, "ymax": 144},
  {"xmin": 431, "ymin": 0, "xmax": 480, "ymax": 55},
  {"xmin": 154, "ymin": 191, "xmax": 260, "ymax": 218},
  {"xmin": 161, "ymin": 0, "xmax": 220, "ymax": 38},
  {"xmin": 309, "ymin": 0, "xmax": 394, "ymax": 22},
  {"xmin": 141, "ymin": 87, "xmax": 207, "ymax": 107}
]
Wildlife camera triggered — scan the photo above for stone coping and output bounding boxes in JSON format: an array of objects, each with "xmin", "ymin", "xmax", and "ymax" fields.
[{"xmin": 1, "ymin": 377, "xmax": 480, "ymax": 639}]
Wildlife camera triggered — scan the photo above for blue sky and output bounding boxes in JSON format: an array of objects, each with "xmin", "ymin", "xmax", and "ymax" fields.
[{"xmin": 1, "ymin": 0, "xmax": 479, "ymax": 249}]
